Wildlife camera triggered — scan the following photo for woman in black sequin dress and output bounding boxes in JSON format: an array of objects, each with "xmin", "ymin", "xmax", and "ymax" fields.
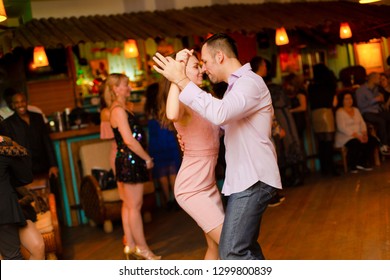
[
  {"xmin": 112, "ymin": 112, "xmax": 149, "ymax": 183},
  {"xmin": 103, "ymin": 73, "xmax": 161, "ymax": 260}
]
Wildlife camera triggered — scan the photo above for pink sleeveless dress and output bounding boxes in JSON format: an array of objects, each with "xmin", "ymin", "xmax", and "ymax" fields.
[
  {"xmin": 100, "ymin": 120, "xmax": 117, "ymax": 173},
  {"xmin": 174, "ymin": 110, "xmax": 224, "ymax": 233}
]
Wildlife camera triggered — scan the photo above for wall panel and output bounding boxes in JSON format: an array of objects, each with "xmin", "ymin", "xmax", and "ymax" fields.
[{"xmin": 27, "ymin": 79, "xmax": 76, "ymax": 116}]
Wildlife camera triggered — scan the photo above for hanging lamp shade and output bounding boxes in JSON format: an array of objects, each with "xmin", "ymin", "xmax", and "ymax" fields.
[
  {"xmin": 0, "ymin": 0, "xmax": 7, "ymax": 22},
  {"xmin": 124, "ymin": 39, "xmax": 139, "ymax": 58},
  {"xmin": 340, "ymin": 22, "xmax": 352, "ymax": 39},
  {"xmin": 33, "ymin": 46, "xmax": 49, "ymax": 67},
  {"xmin": 275, "ymin": 27, "xmax": 289, "ymax": 46}
]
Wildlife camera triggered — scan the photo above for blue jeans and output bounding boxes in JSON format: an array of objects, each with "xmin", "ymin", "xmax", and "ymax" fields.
[{"xmin": 219, "ymin": 181, "xmax": 276, "ymax": 260}]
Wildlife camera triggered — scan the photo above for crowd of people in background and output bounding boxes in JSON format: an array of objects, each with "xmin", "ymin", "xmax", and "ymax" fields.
[{"xmin": 1, "ymin": 32, "xmax": 390, "ymax": 260}]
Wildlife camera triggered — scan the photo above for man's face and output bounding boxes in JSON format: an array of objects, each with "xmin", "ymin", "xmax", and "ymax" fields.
[
  {"xmin": 11, "ymin": 93, "xmax": 28, "ymax": 116},
  {"xmin": 201, "ymin": 44, "xmax": 220, "ymax": 84}
]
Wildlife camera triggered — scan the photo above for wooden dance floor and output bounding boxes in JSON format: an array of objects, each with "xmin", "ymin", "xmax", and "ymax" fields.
[{"xmin": 60, "ymin": 160, "xmax": 390, "ymax": 260}]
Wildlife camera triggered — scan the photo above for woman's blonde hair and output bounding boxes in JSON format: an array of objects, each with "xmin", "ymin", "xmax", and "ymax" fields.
[{"xmin": 103, "ymin": 73, "xmax": 129, "ymax": 108}]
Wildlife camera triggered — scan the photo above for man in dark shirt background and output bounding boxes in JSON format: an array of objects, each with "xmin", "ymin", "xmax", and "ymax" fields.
[{"xmin": 0, "ymin": 89, "xmax": 58, "ymax": 178}]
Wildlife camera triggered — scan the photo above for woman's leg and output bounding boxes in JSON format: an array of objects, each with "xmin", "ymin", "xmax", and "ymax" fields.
[
  {"xmin": 19, "ymin": 220, "xmax": 45, "ymax": 260},
  {"xmin": 122, "ymin": 182, "xmax": 161, "ymax": 260},
  {"xmin": 204, "ymin": 223, "xmax": 223, "ymax": 259},
  {"xmin": 168, "ymin": 174, "xmax": 177, "ymax": 201},
  {"xmin": 204, "ymin": 232, "xmax": 219, "ymax": 260},
  {"xmin": 207, "ymin": 223, "xmax": 223, "ymax": 244},
  {"xmin": 122, "ymin": 182, "xmax": 148, "ymax": 249},
  {"xmin": 317, "ymin": 139, "xmax": 329, "ymax": 175},
  {"xmin": 345, "ymin": 139, "xmax": 360, "ymax": 170},
  {"xmin": 118, "ymin": 182, "xmax": 135, "ymax": 248},
  {"xmin": 159, "ymin": 176, "xmax": 171, "ymax": 205}
]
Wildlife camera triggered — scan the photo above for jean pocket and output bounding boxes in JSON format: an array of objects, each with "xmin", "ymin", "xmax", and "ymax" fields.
[{"xmin": 258, "ymin": 181, "xmax": 277, "ymax": 202}]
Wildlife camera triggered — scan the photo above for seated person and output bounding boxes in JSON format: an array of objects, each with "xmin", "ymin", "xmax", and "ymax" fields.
[
  {"xmin": 335, "ymin": 92, "xmax": 379, "ymax": 173},
  {"xmin": 355, "ymin": 72, "xmax": 390, "ymax": 155},
  {"xmin": 0, "ymin": 90, "xmax": 58, "ymax": 179}
]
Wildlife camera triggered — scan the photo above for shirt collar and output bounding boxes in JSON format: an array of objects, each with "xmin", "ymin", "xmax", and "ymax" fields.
[{"xmin": 227, "ymin": 63, "xmax": 251, "ymax": 87}]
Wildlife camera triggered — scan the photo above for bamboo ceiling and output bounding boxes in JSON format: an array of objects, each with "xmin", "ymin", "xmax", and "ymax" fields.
[{"xmin": 1, "ymin": 1, "xmax": 390, "ymax": 55}]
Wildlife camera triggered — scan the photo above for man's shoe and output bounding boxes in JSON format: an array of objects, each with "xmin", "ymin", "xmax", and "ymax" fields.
[
  {"xmin": 356, "ymin": 165, "xmax": 373, "ymax": 171},
  {"xmin": 350, "ymin": 168, "xmax": 358, "ymax": 174},
  {"xmin": 268, "ymin": 194, "xmax": 285, "ymax": 207},
  {"xmin": 268, "ymin": 197, "xmax": 281, "ymax": 207},
  {"xmin": 380, "ymin": 145, "xmax": 390, "ymax": 156}
]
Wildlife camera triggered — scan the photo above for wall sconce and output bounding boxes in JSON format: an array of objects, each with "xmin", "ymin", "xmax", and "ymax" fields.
[
  {"xmin": 340, "ymin": 22, "xmax": 352, "ymax": 39},
  {"xmin": 124, "ymin": 39, "xmax": 139, "ymax": 58},
  {"xmin": 275, "ymin": 27, "xmax": 289, "ymax": 46},
  {"xmin": 33, "ymin": 46, "xmax": 49, "ymax": 67},
  {"xmin": 0, "ymin": 0, "xmax": 7, "ymax": 22}
]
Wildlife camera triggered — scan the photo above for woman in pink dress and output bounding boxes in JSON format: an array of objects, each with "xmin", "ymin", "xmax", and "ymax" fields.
[{"xmin": 158, "ymin": 51, "xmax": 224, "ymax": 259}]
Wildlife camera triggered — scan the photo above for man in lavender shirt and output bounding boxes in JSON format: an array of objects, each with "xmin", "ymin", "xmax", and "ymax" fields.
[{"xmin": 153, "ymin": 33, "xmax": 282, "ymax": 260}]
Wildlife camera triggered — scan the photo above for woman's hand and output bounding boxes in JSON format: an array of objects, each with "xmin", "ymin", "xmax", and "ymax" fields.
[
  {"xmin": 175, "ymin": 49, "xmax": 194, "ymax": 65},
  {"xmin": 145, "ymin": 158, "xmax": 154, "ymax": 170},
  {"xmin": 177, "ymin": 133, "xmax": 185, "ymax": 152}
]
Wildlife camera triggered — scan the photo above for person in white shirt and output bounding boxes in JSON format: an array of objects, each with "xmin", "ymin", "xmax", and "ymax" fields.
[
  {"xmin": 335, "ymin": 91, "xmax": 379, "ymax": 173},
  {"xmin": 153, "ymin": 33, "xmax": 281, "ymax": 260}
]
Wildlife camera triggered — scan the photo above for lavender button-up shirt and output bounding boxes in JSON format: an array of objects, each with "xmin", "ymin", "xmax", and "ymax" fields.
[{"xmin": 179, "ymin": 63, "xmax": 282, "ymax": 195}]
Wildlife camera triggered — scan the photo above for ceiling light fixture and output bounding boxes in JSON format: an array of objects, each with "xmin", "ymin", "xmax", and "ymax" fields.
[
  {"xmin": 124, "ymin": 39, "xmax": 139, "ymax": 58},
  {"xmin": 33, "ymin": 46, "xmax": 49, "ymax": 67},
  {"xmin": 0, "ymin": 0, "xmax": 7, "ymax": 22},
  {"xmin": 340, "ymin": 22, "xmax": 352, "ymax": 39},
  {"xmin": 275, "ymin": 27, "xmax": 289, "ymax": 46}
]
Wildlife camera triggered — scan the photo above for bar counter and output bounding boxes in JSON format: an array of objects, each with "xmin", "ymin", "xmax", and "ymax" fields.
[{"xmin": 51, "ymin": 125, "xmax": 101, "ymax": 227}]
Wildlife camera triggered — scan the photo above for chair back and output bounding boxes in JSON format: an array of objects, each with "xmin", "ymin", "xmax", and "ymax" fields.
[{"xmin": 79, "ymin": 140, "xmax": 113, "ymax": 176}]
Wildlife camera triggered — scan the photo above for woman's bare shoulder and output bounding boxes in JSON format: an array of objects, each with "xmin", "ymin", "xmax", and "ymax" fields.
[{"xmin": 100, "ymin": 107, "xmax": 110, "ymax": 121}]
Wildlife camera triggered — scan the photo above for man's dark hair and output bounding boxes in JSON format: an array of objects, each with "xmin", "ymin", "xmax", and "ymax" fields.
[
  {"xmin": 249, "ymin": 56, "xmax": 273, "ymax": 83},
  {"xmin": 249, "ymin": 56, "xmax": 266, "ymax": 73},
  {"xmin": 203, "ymin": 33, "xmax": 238, "ymax": 59},
  {"xmin": 3, "ymin": 88, "xmax": 22, "ymax": 109}
]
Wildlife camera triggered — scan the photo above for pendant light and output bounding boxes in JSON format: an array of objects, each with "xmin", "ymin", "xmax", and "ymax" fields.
[
  {"xmin": 275, "ymin": 27, "xmax": 289, "ymax": 46},
  {"xmin": 33, "ymin": 46, "xmax": 49, "ymax": 67},
  {"xmin": 340, "ymin": 22, "xmax": 352, "ymax": 39},
  {"xmin": 0, "ymin": 0, "xmax": 7, "ymax": 22},
  {"xmin": 124, "ymin": 39, "xmax": 139, "ymax": 58}
]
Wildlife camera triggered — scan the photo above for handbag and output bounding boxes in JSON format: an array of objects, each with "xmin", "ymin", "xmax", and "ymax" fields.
[
  {"xmin": 91, "ymin": 168, "xmax": 117, "ymax": 190},
  {"xmin": 0, "ymin": 136, "xmax": 29, "ymax": 157}
]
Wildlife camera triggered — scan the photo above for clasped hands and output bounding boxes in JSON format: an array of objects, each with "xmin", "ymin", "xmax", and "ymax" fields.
[{"xmin": 153, "ymin": 49, "xmax": 193, "ymax": 84}]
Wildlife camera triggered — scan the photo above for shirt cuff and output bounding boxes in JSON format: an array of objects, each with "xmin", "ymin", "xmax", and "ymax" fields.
[{"xmin": 179, "ymin": 81, "xmax": 200, "ymax": 106}]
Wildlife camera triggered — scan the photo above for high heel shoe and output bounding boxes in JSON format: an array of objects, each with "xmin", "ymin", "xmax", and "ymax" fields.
[
  {"xmin": 123, "ymin": 245, "xmax": 136, "ymax": 260},
  {"xmin": 134, "ymin": 246, "xmax": 162, "ymax": 260}
]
